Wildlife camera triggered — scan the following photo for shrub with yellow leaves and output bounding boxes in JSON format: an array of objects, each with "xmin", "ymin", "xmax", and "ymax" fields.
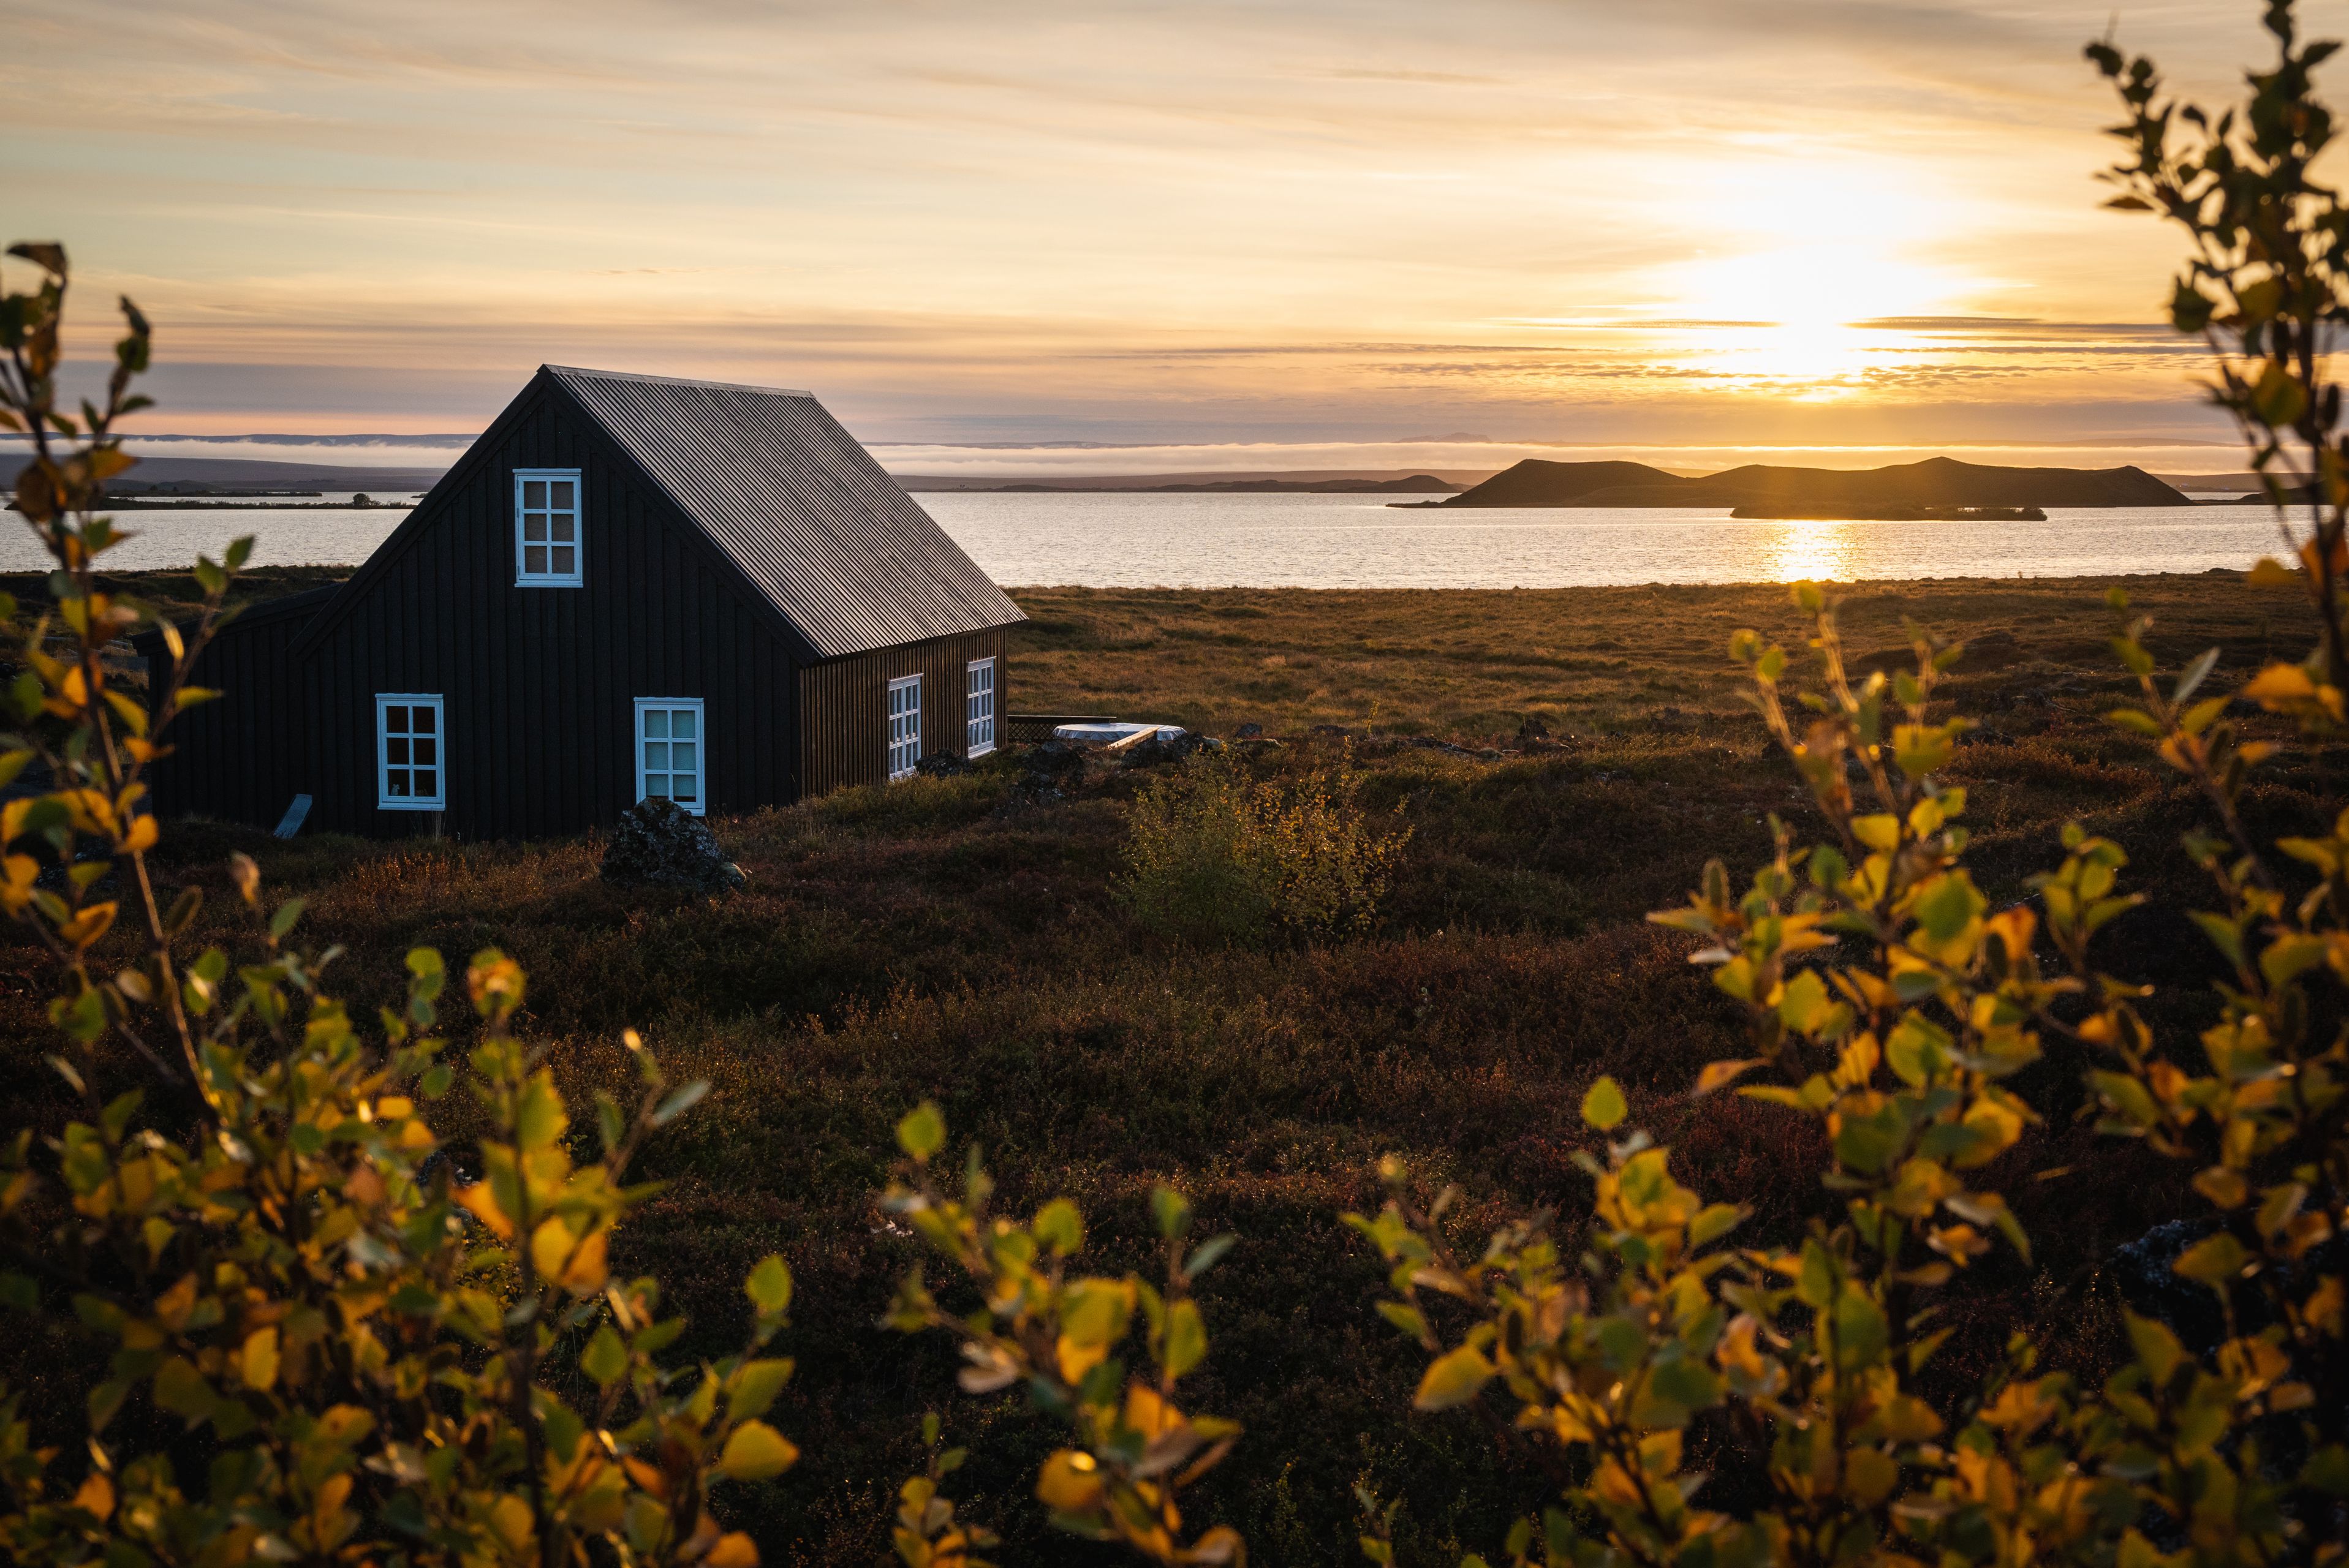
[
  {"xmin": 1341, "ymin": 17, "xmax": 2349, "ymax": 1562},
  {"xmin": 883, "ymin": 1102, "xmax": 1246, "ymax": 1566},
  {"xmin": 0, "ymin": 244, "xmax": 816, "ymax": 1567}
]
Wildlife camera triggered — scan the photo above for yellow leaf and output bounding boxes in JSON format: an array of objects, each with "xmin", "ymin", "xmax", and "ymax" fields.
[
  {"xmin": 2242, "ymin": 663, "xmax": 2318, "ymax": 703},
  {"xmin": 719, "ymin": 1420, "xmax": 801, "ymax": 1482},
  {"xmin": 1035, "ymin": 1449, "xmax": 1105, "ymax": 1513},
  {"xmin": 455, "ymin": 1182, "xmax": 514, "ymax": 1240},
  {"xmin": 530, "ymin": 1218, "xmax": 610, "ymax": 1292},
  {"xmin": 1845, "ymin": 1446, "xmax": 1899, "ymax": 1507},
  {"xmin": 706, "ymin": 1532, "xmax": 760, "ymax": 1568},
  {"xmin": 241, "ymin": 1326, "xmax": 279, "ymax": 1391},
  {"xmin": 1694, "ymin": 1058, "xmax": 1762, "ymax": 1095},
  {"xmin": 490, "ymin": 1494, "xmax": 535, "ymax": 1552},
  {"xmin": 71, "ymin": 1471, "xmax": 114, "ymax": 1521},
  {"xmin": 1412, "ymin": 1344, "xmax": 1494, "ymax": 1411}
]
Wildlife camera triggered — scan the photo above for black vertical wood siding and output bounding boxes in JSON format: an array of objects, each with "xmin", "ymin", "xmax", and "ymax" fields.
[
  {"xmin": 798, "ymin": 627, "xmax": 1004, "ymax": 797},
  {"xmin": 144, "ymin": 375, "xmax": 1021, "ymax": 840},
  {"xmin": 295, "ymin": 387, "xmax": 806, "ymax": 839},
  {"xmin": 140, "ymin": 589, "xmax": 334, "ymax": 826}
]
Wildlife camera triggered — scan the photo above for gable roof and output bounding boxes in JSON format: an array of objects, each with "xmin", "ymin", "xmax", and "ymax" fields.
[
  {"xmin": 548, "ymin": 367, "xmax": 1021, "ymax": 659},
  {"xmin": 129, "ymin": 582, "xmax": 340, "ymax": 657},
  {"xmin": 292, "ymin": 366, "xmax": 1023, "ymax": 662}
]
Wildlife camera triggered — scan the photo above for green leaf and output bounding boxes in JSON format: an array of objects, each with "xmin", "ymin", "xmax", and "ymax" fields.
[
  {"xmin": 1034, "ymin": 1197, "xmax": 1084, "ymax": 1256},
  {"xmin": 651, "ymin": 1079, "xmax": 709, "ymax": 1127},
  {"xmin": 513, "ymin": 1074, "xmax": 566, "ymax": 1150},
  {"xmin": 2124, "ymin": 1310, "xmax": 2184, "ymax": 1386},
  {"xmin": 1163, "ymin": 1300, "xmax": 1207, "ymax": 1379},
  {"xmin": 1376, "ymin": 1302, "xmax": 1429, "ymax": 1341},
  {"xmin": 2173, "ymin": 647, "xmax": 2220, "ymax": 704},
  {"xmin": 1184, "ymin": 1233, "xmax": 1236, "ymax": 1278},
  {"xmin": 1580, "ymin": 1075, "xmax": 1628, "ymax": 1131},
  {"xmin": 744, "ymin": 1254, "xmax": 793, "ymax": 1316},
  {"xmin": 1689, "ymin": 1203, "xmax": 1747, "ymax": 1249},
  {"xmin": 719, "ymin": 1419, "xmax": 800, "ymax": 1482},
  {"xmin": 1152, "ymin": 1184, "xmax": 1193, "ymax": 1240},
  {"xmin": 2173, "ymin": 1231, "xmax": 2248, "ymax": 1292},
  {"xmin": 267, "ymin": 897, "xmax": 306, "ymax": 940},
  {"xmin": 1413, "ymin": 1345, "xmax": 1495, "ymax": 1411},
  {"xmin": 580, "ymin": 1324, "xmax": 627, "ymax": 1387},
  {"xmin": 1829, "ymin": 1285, "xmax": 1889, "ymax": 1371},
  {"xmin": 896, "ymin": 1102, "xmax": 945, "ymax": 1161},
  {"xmin": 727, "ymin": 1357, "xmax": 796, "ymax": 1422}
]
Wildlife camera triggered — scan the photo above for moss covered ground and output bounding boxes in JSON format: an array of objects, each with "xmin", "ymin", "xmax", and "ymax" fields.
[{"xmin": 0, "ymin": 571, "xmax": 2332, "ymax": 1564}]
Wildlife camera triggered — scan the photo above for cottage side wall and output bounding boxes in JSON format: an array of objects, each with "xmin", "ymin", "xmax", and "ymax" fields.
[
  {"xmin": 796, "ymin": 627, "xmax": 1005, "ymax": 797},
  {"xmin": 297, "ymin": 388, "xmax": 804, "ymax": 839},
  {"xmin": 142, "ymin": 606, "xmax": 317, "ymax": 827}
]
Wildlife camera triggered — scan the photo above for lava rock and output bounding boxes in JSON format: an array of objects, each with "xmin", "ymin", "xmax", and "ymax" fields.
[
  {"xmin": 914, "ymin": 751, "xmax": 972, "ymax": 778},
  {"xmin": 1007, "ymin": 741, "xmax": 1088, "ymax": 804},
  {"xmin": 1233, "ymin": 722, "xmax": 1265, "ymax": 740},
  {"xmin": 1119, "ymin": 729, "xmax": 1216, "ymax": 767},
  {"xmin": 1517, "ymin": 715, "xmax": 1551, "ymax": 742},
  {"xmin": 600, "ymin": 798, "xmax": 745, "ymax": 894}
]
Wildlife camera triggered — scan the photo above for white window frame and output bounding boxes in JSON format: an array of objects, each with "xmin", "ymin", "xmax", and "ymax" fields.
[
  {"xmin": 965, "ymin": 657, "xmax": 996, "ymax": 758},
  {"xmin": 887, "ymin": 675, "xmax": 923, "ymax": 782},
  {"xmin": 376, "ymin": 693, "xmax": 445, "ymax": 810},
  {"xmin": 514, "ymin": 467, "xmax": 583, "ymax": 587},
  {"xmin": 634, "ymin": 697, "xmax": 706, "ymax": 815}
]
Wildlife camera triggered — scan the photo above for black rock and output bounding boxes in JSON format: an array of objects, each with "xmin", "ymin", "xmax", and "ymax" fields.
[
  {"xmin": 600, "ymin": 798, "xmax": 746, "ymax": 894},
  {"xmin": 1119, "ymin": 729, "xmax": 1214, "ymax": 767},
  {"xmin": 1022, "ymin": 741, "xmax": 1088, "ymax": 782},
  {"xmin": 1234, "ymin": 722, "xmax": 1265, "ymax": 740},
  {"xmin": 914, "ymin": 751, "xmax": 972, "ymax": 777},
  {"xmin": 1517, "ymin": 715, "xmax": 1551, "ymax": 742}
]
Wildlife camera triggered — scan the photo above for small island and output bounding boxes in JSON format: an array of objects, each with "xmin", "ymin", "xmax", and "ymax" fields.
[{"xmin": 1728, "ymin": 503, "xmax": 2046, "ymax": 522}]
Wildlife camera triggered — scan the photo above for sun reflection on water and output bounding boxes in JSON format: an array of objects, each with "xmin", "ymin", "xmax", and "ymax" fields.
[{"xmin": 1763, "ymin": 518, "xmax": 1863, "ymax": 582}]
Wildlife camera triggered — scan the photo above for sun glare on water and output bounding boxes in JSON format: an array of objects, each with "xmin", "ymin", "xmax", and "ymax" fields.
[{"xmin": 1765, "ymin": 518, "xmax": 1864, "ymax": 581}]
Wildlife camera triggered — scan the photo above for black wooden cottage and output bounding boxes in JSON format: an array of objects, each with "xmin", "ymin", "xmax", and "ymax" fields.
[{"xmin": 138, "ymin": 366, "xmax": 1025, "ymax": 839}]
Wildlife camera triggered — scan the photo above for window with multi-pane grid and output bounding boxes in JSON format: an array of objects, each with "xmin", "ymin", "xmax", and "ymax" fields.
[
  {"xmin": 635, "ymin": 698, "xmax": 705, "ymax": 814},
  {"xmin": 966, "ymin": 658, "xmax": 996, "ymax": 756},
  {"xmin": 888, "ymin": 676, "xmax": 922, "ymax": 781},
  {"xmin": 514, "ymin": 469, "xmax": 582, "ymax": 586},
  {"xmin": 376, "ymin": 695, "xmax": 444, "ymax": 810}
]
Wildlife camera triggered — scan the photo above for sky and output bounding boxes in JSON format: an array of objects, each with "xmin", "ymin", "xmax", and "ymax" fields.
[{"xmin": 0, "ymin": 1, "xmax": 2295, "ymax": 475}]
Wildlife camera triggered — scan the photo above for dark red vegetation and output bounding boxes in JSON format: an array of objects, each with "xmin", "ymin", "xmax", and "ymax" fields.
[{"xmin": 0, "ymin": 573, "xmax": 2325, "ymax": 1564}]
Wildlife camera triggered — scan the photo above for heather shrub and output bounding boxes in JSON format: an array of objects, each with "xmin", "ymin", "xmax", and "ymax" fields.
[
  {"xmin": 4, "ymin": 6, "xmax": 2349, "ymax": 1566},
  {"xmin": 1119, "ymin": 747, "xmax": 1409, "ymax": 946}
]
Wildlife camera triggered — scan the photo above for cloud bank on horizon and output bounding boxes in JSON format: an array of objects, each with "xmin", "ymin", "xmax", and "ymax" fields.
[{"xmin": 2, "ymin": 0, "xmax": 2271, "ymax": 461}]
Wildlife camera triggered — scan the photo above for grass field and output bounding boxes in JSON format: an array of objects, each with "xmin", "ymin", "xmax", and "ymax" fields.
[{"xmin": 1, "ymin": 570, "xmax": 2333, "ymax": 1565}]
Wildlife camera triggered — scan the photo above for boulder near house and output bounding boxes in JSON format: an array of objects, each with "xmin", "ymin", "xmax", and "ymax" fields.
[{"xmin": 138, "ymin": 366, "xmax": 1026, "ymax": 839}]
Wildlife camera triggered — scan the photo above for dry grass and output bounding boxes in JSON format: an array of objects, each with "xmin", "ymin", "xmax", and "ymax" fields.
[{"xmin": 0, "ymin": 571, "xmax": 2328, "ymax": 1566}]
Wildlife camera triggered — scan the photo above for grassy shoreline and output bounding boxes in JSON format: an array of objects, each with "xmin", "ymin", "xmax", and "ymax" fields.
[{"xmin": 1, "ymin": 571, "xmax": 2331, "ymax": 1564}]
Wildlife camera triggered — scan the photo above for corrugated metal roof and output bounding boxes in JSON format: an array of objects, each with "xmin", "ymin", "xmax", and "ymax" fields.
[{"xmin": 545, "ymin": 366, "xmax": 1024, "ymax": 660}]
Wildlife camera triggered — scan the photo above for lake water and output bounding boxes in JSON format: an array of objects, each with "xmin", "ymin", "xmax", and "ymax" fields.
[{"xmin": 1, "ymin": 490, "xmax": 2302, "ymax": 587}]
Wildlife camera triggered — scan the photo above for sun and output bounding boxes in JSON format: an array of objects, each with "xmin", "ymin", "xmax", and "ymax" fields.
[{"xmin": 1652, "ymin": 157, "xmax": 1978, "ymax": 390}]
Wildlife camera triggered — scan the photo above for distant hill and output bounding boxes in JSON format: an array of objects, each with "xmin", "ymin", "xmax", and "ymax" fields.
[
  {"xmin": 3, "ymin": 454, "xmax": 444, "ymax": 494},
  {"xmin": 901, "ymin": 469, "xmax": 1488, "ymax": 491},
  {"xmin": 1445, "ymin": 455, "xmax": 2192, "ymax": 510},
  {"xmin": 995, "ymin": 474, "xmax": 1458, "ymax": 495}
]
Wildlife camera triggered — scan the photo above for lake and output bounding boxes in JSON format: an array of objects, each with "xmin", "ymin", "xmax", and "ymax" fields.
[{"xmin": 1, "ymin": 491, "xmax": 2302, "ymax": 587}]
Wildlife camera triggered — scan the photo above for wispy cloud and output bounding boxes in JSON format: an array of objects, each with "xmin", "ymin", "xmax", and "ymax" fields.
[{"xmin": 2, "ymin": 0, "xmax": 2287, "ymax": 450}]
